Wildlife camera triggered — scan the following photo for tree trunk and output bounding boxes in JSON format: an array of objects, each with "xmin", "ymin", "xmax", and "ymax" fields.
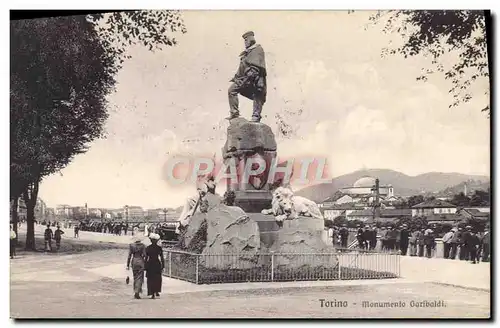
[
  {"xmin": 10, "ymin": 197, "xmax": 19, "ymax": 242},
  {"xmin": 23, "ymin": 179, "xmax": 40, "ymax": 251},
  {"xmin": 24, "ymin": 200, "xmax": 36, "ymax": 250}
]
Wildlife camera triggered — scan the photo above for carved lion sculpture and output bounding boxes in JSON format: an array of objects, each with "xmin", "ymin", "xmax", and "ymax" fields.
[{"xmin": 261, "ymin": 186, "xmax": 324, "ymax": 223}]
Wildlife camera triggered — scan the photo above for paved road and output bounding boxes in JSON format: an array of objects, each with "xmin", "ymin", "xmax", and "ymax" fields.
[
  {"xmin": 10, "ymin": 248, "xmax": 490, "ymax": 319},
  {"xmin": 10, "ymin": 225, "xmax": 490, "ymax": 318},
  {"xmin": 18, "ymin": 224, "xmax": 490, "ymax": 291}
]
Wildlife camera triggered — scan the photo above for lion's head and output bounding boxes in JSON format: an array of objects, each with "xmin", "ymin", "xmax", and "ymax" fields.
[{"xmin": 272, "ymin": 187, "xmax": 295, "ymax": 216}]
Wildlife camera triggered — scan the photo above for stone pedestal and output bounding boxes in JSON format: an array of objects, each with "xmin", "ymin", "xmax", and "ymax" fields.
[
  {"xmin": 222, "ymin": 117, "xmax": 278, "ymax": 213},
  {"xmin": 269, "ymin": 216, "xmax": 338, "ymax": 269}
]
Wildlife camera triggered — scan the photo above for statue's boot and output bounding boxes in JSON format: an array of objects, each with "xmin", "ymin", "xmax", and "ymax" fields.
[{"xmin": 225, "ymin": 113, "xmax": 240, "ymax": 120}]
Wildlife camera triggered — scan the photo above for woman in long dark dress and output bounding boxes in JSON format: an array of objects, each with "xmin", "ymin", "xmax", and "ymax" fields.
[
  {"xmin": 126, "ymin": 236, "xmax": 147, "ymax": 299},
  {"xmin": 145, "ymin": 233, "xmax": 165, "ymax": 299}
]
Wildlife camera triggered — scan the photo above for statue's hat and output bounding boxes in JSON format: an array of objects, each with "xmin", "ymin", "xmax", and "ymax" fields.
[{"xmin": 242, "ymin": 31, "xmax": 255, "ymax": 38}]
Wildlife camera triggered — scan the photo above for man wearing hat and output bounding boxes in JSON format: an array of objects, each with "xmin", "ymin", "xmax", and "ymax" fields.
[
  {"xmin": 442, "ymin": 227, "xmax": 454, "ymax": 259},
  {"xmin": 339, "ymin": 224, "xmax": 349, "ymax": 249},
  {"xmin": 481, "ymin": 227, "xmax": 490, "ymax": 262},
  {"xmin": 227, "ymin": 31, "xmax": 267, "ymax": 122},
  {"xmin": 449, "ymin": 226, "xmax": 461, "ymax": 259},
  {"xmin": 462, "ymin": 225, "xmax": 480, "ymax": 263},
  {"xmin": 460, "ymin": 225, "xmax": 472, "ymax": 261},
  {"xmin": 399, "ymin": 224, "xmax": 410, "ymax": 256}
]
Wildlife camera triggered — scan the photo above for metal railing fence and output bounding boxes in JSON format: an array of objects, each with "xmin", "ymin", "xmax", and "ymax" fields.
[{"xmin": 163, "ymin": 249, "xmax": 400, "ymax": 284}]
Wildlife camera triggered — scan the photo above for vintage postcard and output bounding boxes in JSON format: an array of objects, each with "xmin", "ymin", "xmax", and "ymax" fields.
[{"xmin": 10, "ymin": 9, "xmax": 491, "ymax": 319}]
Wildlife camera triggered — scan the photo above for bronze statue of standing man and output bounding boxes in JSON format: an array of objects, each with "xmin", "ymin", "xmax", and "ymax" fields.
[{"xmin": 227, "ymin": 31, "xmax": 267, "ymax": 123}]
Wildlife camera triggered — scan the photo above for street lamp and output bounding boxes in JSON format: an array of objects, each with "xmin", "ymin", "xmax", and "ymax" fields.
[{"xmin": 163, "ymin": 208, "xmax": 167, "ymax": 222}]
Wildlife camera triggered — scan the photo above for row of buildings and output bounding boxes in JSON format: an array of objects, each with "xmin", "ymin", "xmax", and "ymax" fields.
[
  {"xmin": 54, "ymin": 204, "xmax": 180, "ymax": 221},
  {"xmin": 12, "ymin": 198, "xmax": 180, "ymax": 222},
  {"xmin": 319, "ymin": 176, "xmax": 490, "ymax": 225}
]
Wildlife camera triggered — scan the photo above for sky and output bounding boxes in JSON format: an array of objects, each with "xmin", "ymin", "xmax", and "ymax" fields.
[{"xmin": 37, "ymin": 10, "xmax": 491, "ymax": 209}]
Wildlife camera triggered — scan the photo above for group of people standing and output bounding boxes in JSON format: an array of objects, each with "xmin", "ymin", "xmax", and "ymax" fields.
[
  {"xmin": 328, "ymin": 223, "xmax": 490, "ymax": 264},
  {"xmin": 441, "ymin": 226, "xmax": 490, "ymax": 263},
  {"xmin": 126, "ymin": 233, "xmax": 165, "ymax": 299}
]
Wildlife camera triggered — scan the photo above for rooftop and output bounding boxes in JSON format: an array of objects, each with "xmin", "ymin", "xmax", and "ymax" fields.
[
  {"xmin": 412, "ymin": 199, "xmax": 457, "ymax": 209},
  {"xmin": 321, "ymin": 203, "xmax": 359, "ymax": 210},
  {"xmin": 380, "ymin": 208, "xmax": 412, "ymax": 217},
  {"xmin": 461, "ymin": 208, "xmax": 490, "ymax": 217},
  {"xmin": 425, "ymin": 213, "xmax": 464, "ymax": 222},
  {"xmin": 349, "ymin": 209, "xmax": 374, "ymax": 216}
]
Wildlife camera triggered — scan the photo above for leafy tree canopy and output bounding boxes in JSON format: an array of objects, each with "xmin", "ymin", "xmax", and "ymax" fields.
[{"xmin": 366, "ymin": 10, "xmax": 490, "ymax": 116}]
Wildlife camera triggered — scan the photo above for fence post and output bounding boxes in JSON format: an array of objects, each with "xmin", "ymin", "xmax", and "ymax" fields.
[
  {"xmin": 195, "ymin": 255, "xmax": 200, "ymax": 284},
  {"xmin": 271, "ymin": 252, "xmax": 274, "ymax": 282},
  {"xmin": 398, "ymin": 253, "xmax": 401, "ymax": 277},
  {"xmin": 168, "ymin": 251, "xmax": 172, "ymax": 277},
  {"xmin": 338, "ymin": 254, "xmax": 341, "ymax": 280}
]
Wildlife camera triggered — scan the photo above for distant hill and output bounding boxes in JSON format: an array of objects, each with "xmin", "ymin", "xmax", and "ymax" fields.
[
  {"xmin": 437, "ymin": 179, "xmax": 490, "ymax": 197},
  {"xmin": 295, "ymin": 169, "xmax": 490, "ymax": 203}
]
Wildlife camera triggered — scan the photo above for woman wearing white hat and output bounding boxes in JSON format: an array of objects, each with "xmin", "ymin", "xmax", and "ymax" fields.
[
  {"xmin": 145, "ymin": 233, "xmax": 165, "ymax": 299},
  {"xmin": 126, "ymin": 235, "xmax": 147, "ymax": 299}
]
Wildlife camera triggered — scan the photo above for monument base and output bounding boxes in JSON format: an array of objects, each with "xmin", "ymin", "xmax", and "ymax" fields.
[{"xmin": 233, "ymin": 190, "xmax": 273, "ymax": 213}]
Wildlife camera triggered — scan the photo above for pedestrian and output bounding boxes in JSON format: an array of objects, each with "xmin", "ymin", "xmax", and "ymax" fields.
[
  {"xmin": 449, "ymin": 227, "xmax": 461, "ymax": 259},
  {"xmin": 369, "ymin": 226, "xmax": 378, "ymax": 250},
  {"xmin": 328, "ymin": 226, "xmax": 336, "ymax": 247},
  {"xmin": 145, "ymin": 233, "xmax": 165, "ymax": 299},
  {"xmin": 339, "ymin": 224, "xmax": 349, "ymax": 249},
  {"xmin": 44, "ymin": 225, "xmax": 53, "ymax": 252},
  {"xmin": 417, "ymin": 229, "xmax": 425, "ymax": 257},
  {"xmin": 74, "ymin": 224, "xmax": 80, "ymax": 238},
  {"xmin": 386, "ymin": 226, "xmax": 397, "ymax": 251},
  {"xmin": 395, "ymin": 226, "xmax": 401, "ymax": 252},
  {"xmin": 379, "ymin": 227, "xmax": 388, "ymax": 251},
  {"xmin": 442, "ymin": 227, "xmax": 454, "ymax": 259},
  {"xmin": 356, "ymin": 225, "xmax": 366, "ymax": 250},
  {"xmin": 408, "ymin": 228, "xmax": 419, "ymax": 256},
  {"xmin": 475, "ymin": 232, "xmax": 483, "ymax": 263},
  {"xmin": 423, "ymin": 229, "xmax": 435, "ymax": 258},
  {"xmin": 481, "ymin": 227, "xmax": 490, "ymax": 262},
  {"xmin": 362, "ymin": 226, "xmax": 372, "ymax": 250},
  {"xmin": 10, "ymin": 224, "xmax": 17, "ymax": 259},
  {"xmin": 126, "ymin": 235, "xmax": 147, "ymax": 299},
  {"xmin": 399, "ymin": 224, "xmax": 410, "ymax": 256},
  {"xmin": 54, "ymin": 225, "xmax": 65, "ymax": 251},
  {"xmin": 462, "ymin": 226, "xmax": 475, "ymax": 263},
  {"xmin": 460, "ymin": 226, "xmax": 472, "ymax": 261},
  {"xmin": 467, "ymin": 231, "xmax": 481, "ymax": 264}
]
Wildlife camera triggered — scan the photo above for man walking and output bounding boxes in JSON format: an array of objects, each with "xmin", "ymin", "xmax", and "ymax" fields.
[
  {"xmin": 54, "ymin": 225, "xmax": 65, "ymax": 251},
  {"xmin": 74, "ymin": 224, "xmax": 80, "ymax": 238},
  {"xmin": 442, "ymin": 227, "xmax": 454, "ymax": 259},
  {"xmin": 44, "ymin": 225, "xmax": 54, "ymax": 252},
  {"xmin": 227, "ymin": 31, "xmax": 267, "ymax": 122}
]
